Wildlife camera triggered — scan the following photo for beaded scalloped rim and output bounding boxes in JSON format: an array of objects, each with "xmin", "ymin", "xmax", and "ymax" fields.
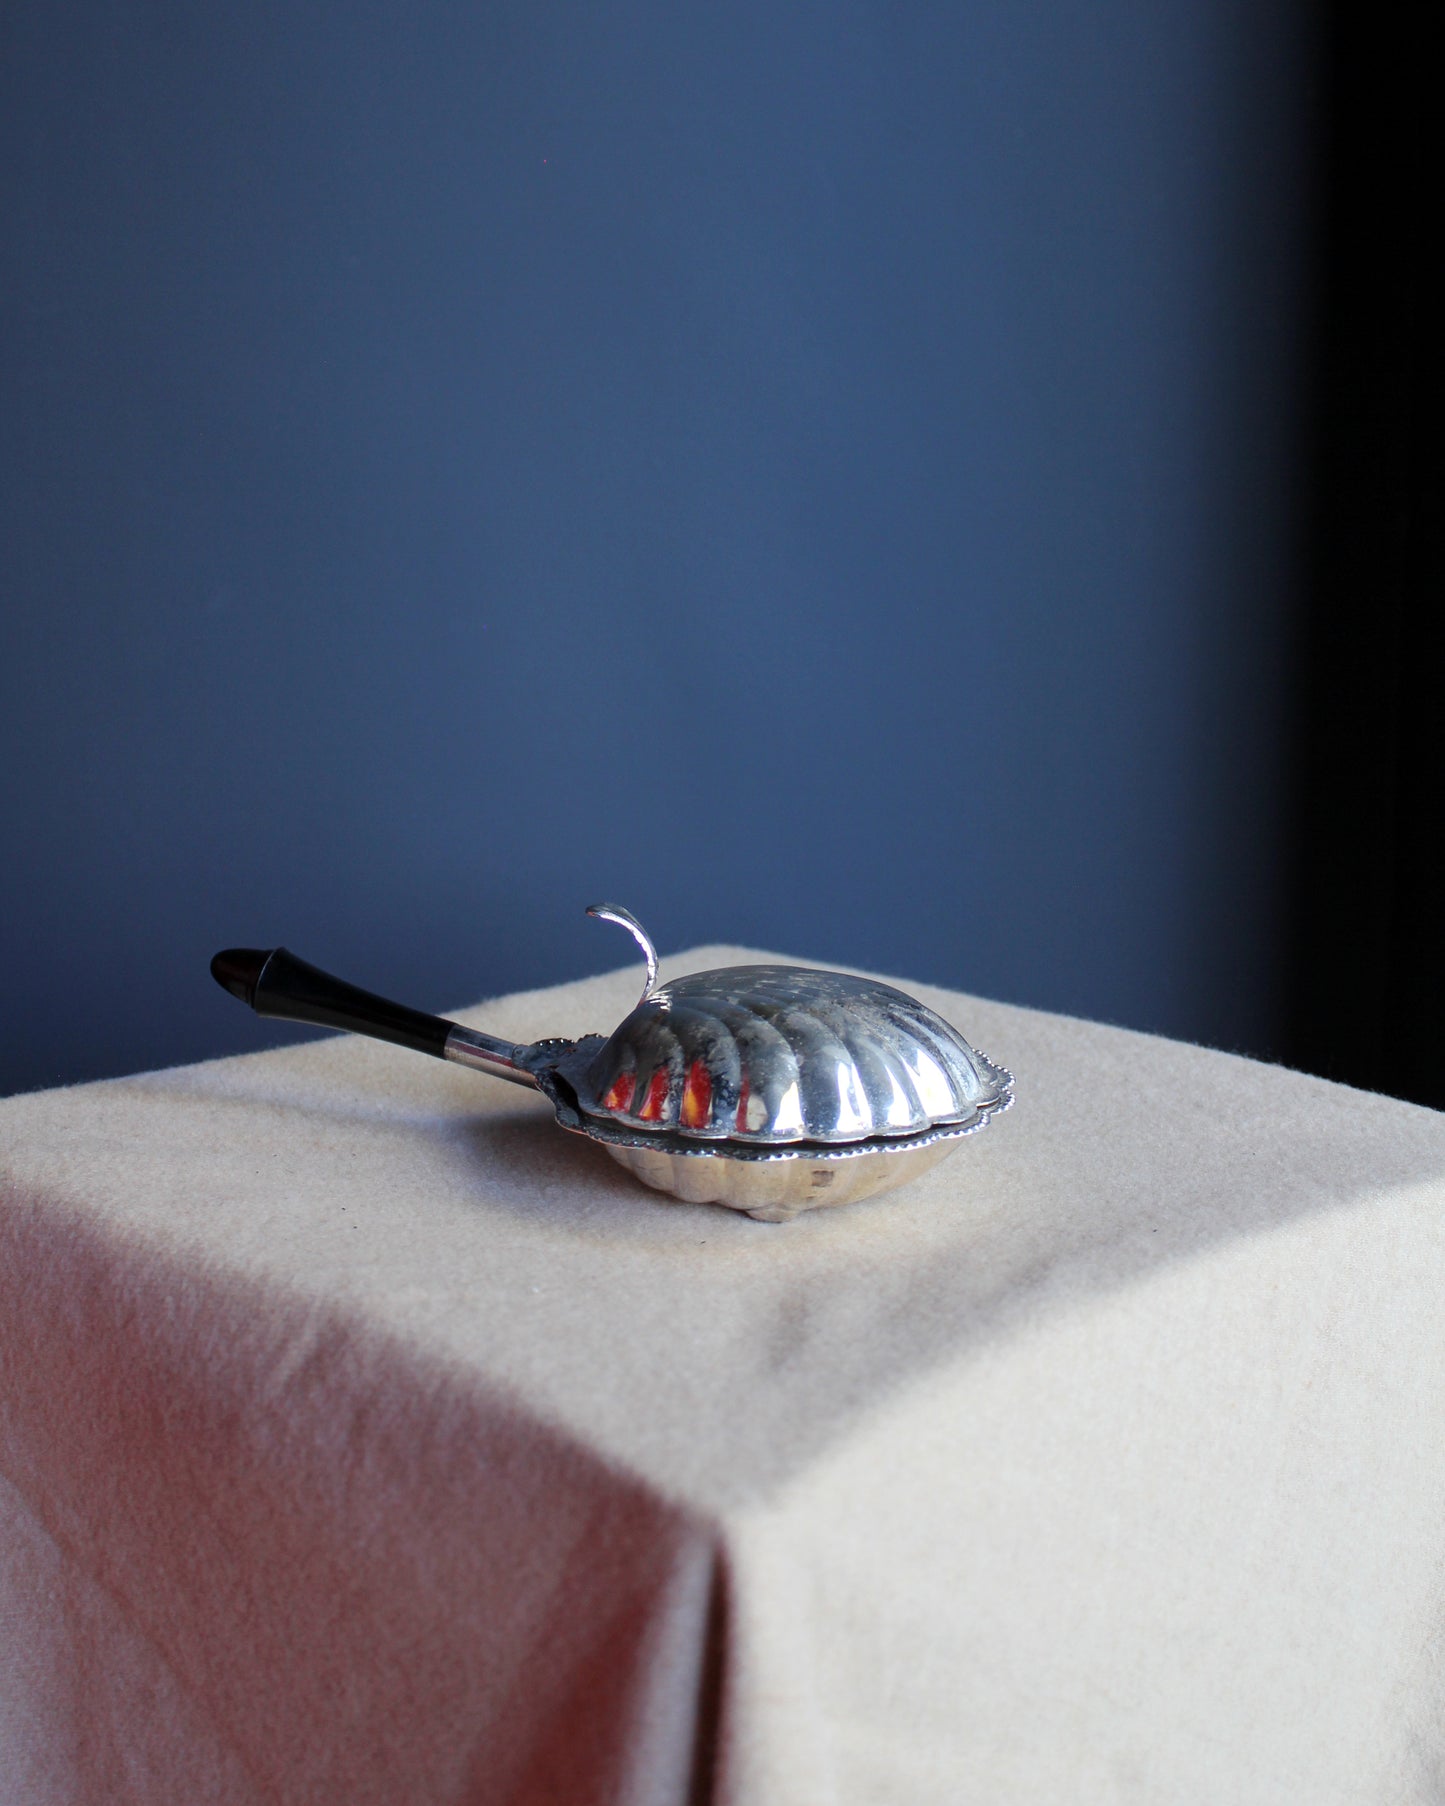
[{"xmin": 565, "ymin": 1057, "xmax": 1015, "ymax": 1165}]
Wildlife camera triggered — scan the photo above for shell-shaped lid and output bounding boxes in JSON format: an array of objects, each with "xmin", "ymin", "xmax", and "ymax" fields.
[{"xmin": 571, "ymin": 957, "xmax": 1011, "ymax": 1147}]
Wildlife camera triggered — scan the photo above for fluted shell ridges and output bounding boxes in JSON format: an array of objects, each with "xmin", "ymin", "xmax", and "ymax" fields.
[{"xmin": 574, "ymin": 966, "xmax": 1008, "ymax": 1145}]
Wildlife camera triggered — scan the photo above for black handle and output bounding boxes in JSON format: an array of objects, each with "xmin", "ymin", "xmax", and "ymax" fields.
[{"xmin": 209, "ymin": 947, "xmax": 454, "ymax": 1059}]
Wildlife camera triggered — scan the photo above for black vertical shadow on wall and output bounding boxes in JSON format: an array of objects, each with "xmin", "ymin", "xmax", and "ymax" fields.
[{"xmin": 1283, "ymin": 3, "xmax": 1443, "ymax": 1108}]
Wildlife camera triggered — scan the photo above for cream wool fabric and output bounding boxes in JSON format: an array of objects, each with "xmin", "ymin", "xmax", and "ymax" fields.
[{"xmin": 3, "ymin": 947, "xmax": 1445, "ymax": 1805}]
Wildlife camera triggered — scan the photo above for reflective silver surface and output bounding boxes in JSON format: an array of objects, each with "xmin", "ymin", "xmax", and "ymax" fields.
[
  {"xmin": 583, "ymin": 901, "xmax": 659, "ymax": 1008},
  {"xmin": 425, "ymin": 905, "xmax": 1013, "ymax": 1218},
  {"xmin": 215, "ymin": 904, "xmax": 1013, "ymax": 1219},
  {"xmin": 442, "ymin": 1024, "xmax": 535, "ymax": 1087},
  {"xmin": 439, "ymin": 906, "xmax": 1015, "ymax": 1216},
  {"xmin": 553, "ymin": 963, "xmax": 1011, "ymax": 1145}
]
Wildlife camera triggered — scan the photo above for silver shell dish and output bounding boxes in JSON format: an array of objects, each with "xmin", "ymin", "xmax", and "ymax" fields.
[
  {"xmin": 561, "ymin": 966, "xmax": 1009, "ymax": 1145},
  {"xmin": 525, "ymin": 910, "xmax": 1013, "ymax": 1220},
  {"xmin": 211, "ymin": 903, "xmax": 1013, "ymax": 1223}
]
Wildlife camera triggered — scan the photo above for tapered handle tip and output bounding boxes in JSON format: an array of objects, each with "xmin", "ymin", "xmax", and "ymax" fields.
[{"xmin": 210, "ymin": 948, "xmax": 272, "ymax": 1008}]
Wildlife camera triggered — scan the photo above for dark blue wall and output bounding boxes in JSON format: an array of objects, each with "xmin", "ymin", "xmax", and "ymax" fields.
[{"xmin": 1, "ymin": 1, "xmax": 1311, "ymax": 1094}]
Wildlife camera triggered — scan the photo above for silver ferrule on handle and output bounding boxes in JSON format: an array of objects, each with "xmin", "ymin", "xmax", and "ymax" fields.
[{"xmin": 443, "ymin": 1025, "xmax": 539, "ymax": 1089}]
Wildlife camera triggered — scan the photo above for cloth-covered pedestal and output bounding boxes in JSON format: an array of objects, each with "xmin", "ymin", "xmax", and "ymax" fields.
[{"xmin": 4, "ymin": 948, "xmax": 1445, "ymax": 1805}]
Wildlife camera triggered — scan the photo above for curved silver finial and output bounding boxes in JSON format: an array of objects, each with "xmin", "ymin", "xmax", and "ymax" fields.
[{"xmin": 585, "ymin": 902, "xmax": 659, "ymax": 1007}]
